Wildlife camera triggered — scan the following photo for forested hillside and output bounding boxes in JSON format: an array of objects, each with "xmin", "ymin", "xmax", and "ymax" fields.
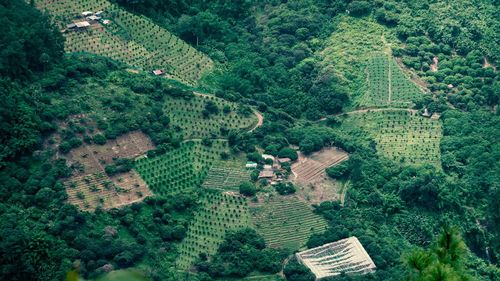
[{"xmin": 0, "ymin": 0, "xmax": 498, "ymax": 281}]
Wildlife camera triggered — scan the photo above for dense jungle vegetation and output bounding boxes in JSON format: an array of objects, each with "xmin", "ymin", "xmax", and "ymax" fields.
[{"xmin": 0, "ymin": 0, "xmax": 498, "ymax": 280}]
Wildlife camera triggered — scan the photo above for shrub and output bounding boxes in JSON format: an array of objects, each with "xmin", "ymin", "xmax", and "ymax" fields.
[
  {"xmin": 93, "ymin": 133, "xmax": 107, "ymax": 145},
  {"xmin": 275, "ymin": 182, "xmax": 296, "ymax": 195},
  {"xmin": 239, "ymin": 182, "xmax": 257, "ymax": 196}
]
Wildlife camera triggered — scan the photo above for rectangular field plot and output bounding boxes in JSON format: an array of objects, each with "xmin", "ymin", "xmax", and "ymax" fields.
[
  {"xmin": 176, "ymin": 192, "xmax": 253, "ymax": 270},
  {"xmin": 292, "ymin": 147, "xmax": 348, "ymax": 204},
  {"xmin": 34, "ymin": 0, "xmax": 213, "ymax": 85},
  {"xmin": 359, "ymin": 55, "xmax": 425, "ymax": 108},
  {"xmin": 164, "ymin": 95, "xmax": 257, "ymax": 139},
  {"xmin": 202, "ymin": 166, "xmax": 251, "ymax": 190},
  {"xmin": 250, "ymin": 196, "xmax": 328, "ymax": 250},
  {"xmin": 66, "ymin": 170, "xmax": 151, "ymax": 211},
  {"xmin": 342, "ymin": 110, "xmax": 442, "ymax": 166},
  {"xmin": 134, "ymin": 140, "xmax": 233, "ymax": 196}
]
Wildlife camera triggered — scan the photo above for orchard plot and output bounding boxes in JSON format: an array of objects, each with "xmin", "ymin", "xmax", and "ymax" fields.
[{"xmin": 175, "ymin": 192, "xmax": 253, "ymax": 269}]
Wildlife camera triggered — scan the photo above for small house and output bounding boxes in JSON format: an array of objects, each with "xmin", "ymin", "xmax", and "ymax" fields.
[
  {"xmin": 95, "ymin": 11, "xmax": 104, "ymax": 16},
  {"xmin": 245, "ymin": 162, "xmax": 257, "ymax": 169},
  {"xmin": 277, "ymin": 157, "xmax": 291, "ymax": 164},
  {"xmin": 258, "ymin": 170, "xmax": 274, "ymax": 179},
  {"xmin": 75, "ymin": 21, "xmax": 91, "ymax": 28},
  {"xmin": 152, "ymin": 69, "xmax": 164, "ymax": 76},
  {"xmin": 66, "ymin": 23, "xmax": 76, "ymax": 29},
  {"xmin": 87, "ymin": 15, "xmax": 101, "ymax": 22},
  {"xmin": 263, "ymin": 164, "xmax": 272, "ymax": 171},
  {"xmin": 422, "ymin": 108, "xmax": 431, "ymax": 117},
  {"xmin": 262, "ymin": 154, "xmax": 275, "ymax": 161},
  {"xmin": 102, "ymin": 19, "xmax": 111, "ymax": 25},
  {"xmin": 82, "ymin": 11, "xmax": 93, "ymax": 17}
]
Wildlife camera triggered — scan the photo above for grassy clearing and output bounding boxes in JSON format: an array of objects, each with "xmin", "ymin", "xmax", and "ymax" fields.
[
  {"xmin": 176, "ymin": 191, "xmax": 253, "ymax": 270},
  {"xmin": 319, "ymin": 16, "xmax": 396, "ymax": 98},
  {"xmin": 250, "ymin": 196, "xmax": 327, "ymax": 251},
  {"xmin": 341, "ymin": 110, "xmax": 442, "ymax": 166},
  {"xmin": 34, "ymin": 0, "xmax": 213, "ymax": 85}
]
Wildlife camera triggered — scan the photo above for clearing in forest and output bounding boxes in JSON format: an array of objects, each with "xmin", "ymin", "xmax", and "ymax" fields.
[
  {"xmin": 291, "ymin": 147, "xmax": 349, "ymax": 204},
  {"xmin": 34, "ymin": 0, "xmax": 213, "ymax": 85},
  {"xmin": 249, "ymin": 196, "xmax": 327, "ymax": 250},
  {"xmin": 176, "ymin": 192, "xmax": 253, "ymax": 270},
  {"xmin": 64, "ymin": 130, "xmax": 155, "ymax": 211},
  {"xmin": 341, "ymin": 109, "xmax": 442, "ymax": 166},
  {"xmin": 134, "ymin": 140, "xmax": 233, "ymax": 196},
  {"xmin": 319, "ymin": 16, "xmax": 396, "ymax": 97},
  {"xmin": 358, "ymin": 55, "xmax": 426, "ymax": 108},
  {"xmin": 164, "ymin": 94, "xmax": 257, "ymax": 139}
]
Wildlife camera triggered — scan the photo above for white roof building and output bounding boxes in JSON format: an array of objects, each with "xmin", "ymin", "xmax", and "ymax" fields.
[
  {"xmin": 262, "ymin": 154, "xmax": 275, "ymax": 161},
  {"xmin": 245, "ymin": 162, "xmax": 257, "ymax": 169},
  {"xmin": 82, "ymin": 11, "xmax": 93, "ymax": 16},
  {"xmin": 296, "ymin": 237, "xmax": 376, "ymax": 280},
  {"xmin": 87, "ymin": 15, "xmax": 101, "ymax": 21}
]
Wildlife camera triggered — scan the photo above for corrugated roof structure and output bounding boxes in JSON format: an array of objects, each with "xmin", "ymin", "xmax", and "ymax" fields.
[{"xmin": 296, "ymin": 236, "xmax": 376, "ymax": 280}]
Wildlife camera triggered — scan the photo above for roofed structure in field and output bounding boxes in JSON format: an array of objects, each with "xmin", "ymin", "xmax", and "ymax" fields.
[{"xmin": 296, "ymin": 236, "xmax": 376, "ymax": 280}]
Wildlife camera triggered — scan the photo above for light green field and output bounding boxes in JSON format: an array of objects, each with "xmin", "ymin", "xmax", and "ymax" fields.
[
  {"xmin": 202, "ymin": 165, "xmax": 251, "ymax": 190},
  {"xmin": 165, "ymin": 95, "xmax": 257, "ymax": 139},
  {"xmin": 250, "ymin": 196, "xmax": 328, "ymax": 250},
  {"xmin": 358, "ymin": 55, "xmax": 425, "ymax": 108},
  {"xmin": 341, "ymin": 110, "xmax": 442, "ymax": 166},
  {"xmin": 319, "ymin": 16, "xmax": 396, "ymax": 94},
  {"xmin": 176, "ymin": 191, "xmax": 253, "ymax": 269},
  {"xmin": 34, "ymin": 0, "xmax": 213, "ymax": 85},
  {"xmin": 134, "ymin": 140, "xmax": 231, "ymax": 196}
]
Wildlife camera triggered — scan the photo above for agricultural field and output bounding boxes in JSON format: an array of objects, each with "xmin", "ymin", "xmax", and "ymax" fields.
[
  {"xmin": 66, "ymin": 130, "xmax": 155, "ymax": 175},
  {"xmin": 341, "ymin": 110, "xmax": 442, "ymax": 166},
  {"xmin": 34, "ymin": 0, "xmax": 213, "ymax": 85},
  {"xmin": 249, "ymin": 196, "xmax": 328, "ymax": 250},
  {"xmin": 62, "ymin": 130, "xmax": 155, "ymax": 211},
  {"xmin": 202, "ymin": 166, "xmax": 252, "ymax": 190},
  {"xmin": 358, "ymin": 55, "xmax": 425, "ymax": 108},
  {"xmin": 66, "ymin": 170, "xmax": 151, "ymax": 211},
  {"xmin": 176, "ymin": 192, "xmax": 253, "ymax": 270},
  {"xmin": 134, "ymin": 140, "xmax": 233, "ymax": 196},
  {"xmin": 319, "ymin": 16, "xmax": 396, "ymax": 100},
  {"xmin": 164, "ymin": 94, "xmax": 257, "ymax": 139},
  {"xmin": 292, "ymin": 147, "xmax": 349, "ymax": 204}
]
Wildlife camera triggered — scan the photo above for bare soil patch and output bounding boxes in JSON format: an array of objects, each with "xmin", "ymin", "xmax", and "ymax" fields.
[
  {"xmin": 430, "ymin": 56, "xmax": 439, "ymax": 72},
  {"xmin": 63, "ymin": 130, "xmax": 155, "ymax": 211},
  {"xmin": 291, "ymin": 147, "xmax": 348, "ymax": 204},
  {"xmin": 66, "ymin": 170, "xmax": 151, "ymax": 211},
  {"xmin": 67, "ymin": 131, "xmax": 155, "ymax": 176}
]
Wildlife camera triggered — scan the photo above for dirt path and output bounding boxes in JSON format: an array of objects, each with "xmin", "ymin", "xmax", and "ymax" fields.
[
  {"xmin": 387, "ymin": 57, "xmax": 393, "ymax": 103},
  {"xmin": 318, "ymin": 107, "xmax": 418, "ymax": 122}
]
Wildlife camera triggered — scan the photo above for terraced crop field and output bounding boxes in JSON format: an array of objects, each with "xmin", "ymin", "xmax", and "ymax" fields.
[
  {"xmin": 34, "ymin": 0, "xmax": 213, "ymax": 85},
  {"xmin": 250, "ymin": 196, "xmax": 328, "ymax": 250},
  {"xmin": 134, "ymin": 140, "xmax": 232, "ymax": 196},
  {"xmin": 66, "ymin": 170, "xmax": 151, "ymax": 211},
  {"xmin": 164, "ymin": 95, "xmax": 257, "ymax": 139},
  {"xmin": 359, "ymin": 55, "xmax": 424, "ymax": 108},
  {"xmin": 202, "ymin": 166, "xmax": 251, "ymax": 190},
  {"xmin": 176, "ymin": 192, "xmax": 253, "ymax": 269},
  {"xmin": 342, "ymin": 110, "xmax": 442, "ymax": 166}
]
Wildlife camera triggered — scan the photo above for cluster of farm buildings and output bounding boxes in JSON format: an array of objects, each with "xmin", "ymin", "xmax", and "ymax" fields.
[
  {"xmin": 64, "ymin": 10, "xmax": 110, "ymax": 32},
  {"xmin": 246, "ymin": 154, "xmax": 292, "ymax": 184}
]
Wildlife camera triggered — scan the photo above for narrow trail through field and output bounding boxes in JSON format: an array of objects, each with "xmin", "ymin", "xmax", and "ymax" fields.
[
  {"xmin": 387, "ymin": 56, "xmax": 392, "ymax": 103},
  {"xmin": 317, "ymin": 107, "xmax": 417, "ymax": 122}
]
